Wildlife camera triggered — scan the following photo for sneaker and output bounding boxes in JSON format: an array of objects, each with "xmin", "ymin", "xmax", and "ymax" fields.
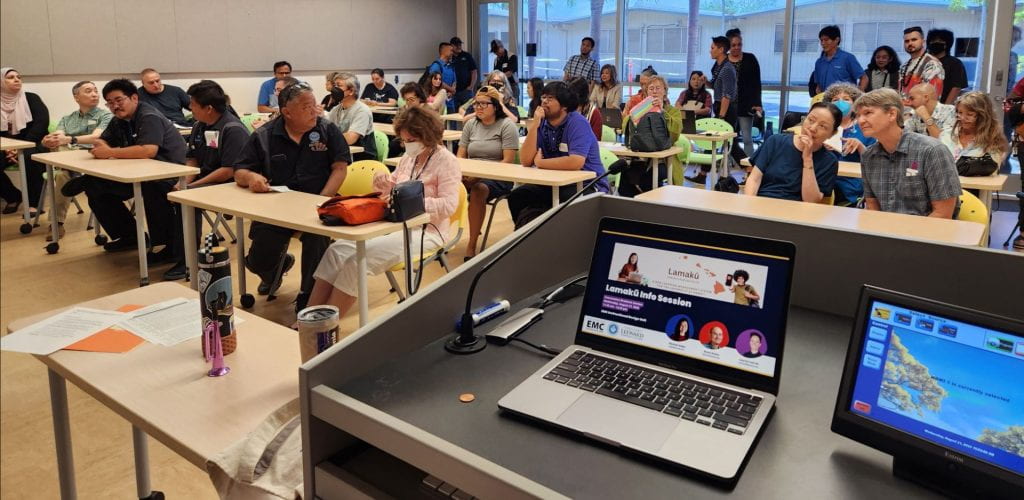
[
  {"xmin": 146, "ymin": 247, "xmax": 175, "ymax": 265},
  {"xmin": 103, "ymin": 237, "xmax": 139, "ymax": 252},
  {"xmin": 45, "ymin": 224, "xmax": 66, "ymax": 242},
  {"xmin": 61, "ymin": 175, "xmax": 88, "ymax": 197},
  {"xmin": 162, "ymin": 261, "xmax": 188, "ymax": 281},
  {"xmin": 258, "ymin": 253, "xmax": 295, "ymax": 296},
  {"xmin": 1, "ymin": 200, "xmax": 20, "ymax": 214},
  {"xmin": 294, "ymin": 291, "xmax": 310, "ymax": 314},
  {"xmin": 684, "ymin": 172, "xmax": 708, "ymax": 185}
]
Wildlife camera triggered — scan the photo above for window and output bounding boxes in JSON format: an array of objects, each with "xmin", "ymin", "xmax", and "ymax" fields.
[
  {"xmin": 645, "ymin": 27, "xmax": 686, "ymax": 55},
  {"xmin": 851, "ymin": 21, "xmax": 933, "ymax": 53},
  {"xmin": 775, "ymin": 23, "xmax": 832, "ymax": 54},
  {"xmin": 519, "ymin": 0, "xmax": 617, "ymax": 80}
]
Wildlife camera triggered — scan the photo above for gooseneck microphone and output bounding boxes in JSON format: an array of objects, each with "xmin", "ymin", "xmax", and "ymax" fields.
[{"xmin": 445, "ymin": 159, "xmax": 628, "ymax": 354}]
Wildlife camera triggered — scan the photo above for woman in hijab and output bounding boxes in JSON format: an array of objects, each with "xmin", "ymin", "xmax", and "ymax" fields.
[{"xmin": 1, "ymin": 67, "xmax": 49, "ymax": 215}]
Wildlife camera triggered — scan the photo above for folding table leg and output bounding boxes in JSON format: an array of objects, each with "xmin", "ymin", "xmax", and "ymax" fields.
[
  {"xmin": 47, "ymin": 369, "xmax": 77, "ymax": 500},
  {"xmin": 132, "ymin": 183, "xmax": 149, "ymax": 287}
]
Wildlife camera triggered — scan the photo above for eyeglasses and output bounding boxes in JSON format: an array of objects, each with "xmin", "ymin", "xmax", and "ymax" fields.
[
  {"xmin": 105, "ymin": 95, "xmax": 131, "ymax": 108},
  {"xmin": 279, "ymin": 82, "xmax": 312, "ymax": 107},
  {"xmin": 473, "ymin": 101, "xmax": 493, "ymax": 107}
]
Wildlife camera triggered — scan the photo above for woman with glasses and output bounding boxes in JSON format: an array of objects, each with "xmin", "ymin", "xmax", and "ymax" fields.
[
  {"xmin": 940, "ymin": 91, "xmax": 1009, "ymax": 176},
  {"xmin": 308, "ymin": 106, "xmax": 460, "ymax": 321},
  {"xmin": 457, "ymin": 86, "xmax": 520, "ymax": 260},
  {"xmin": 462, "ymin": 71, "xmax": 519, "ymax": 122},
  {"xmin": 0, "ymin": 67, "xmax": 49, "ymax": 216},
  {"xmin": 490, "ymin": 40, "xmax": 519, "ymax": 102}
]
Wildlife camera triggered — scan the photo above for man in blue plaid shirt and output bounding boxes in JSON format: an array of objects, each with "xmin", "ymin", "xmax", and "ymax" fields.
[{"xmin": 563, "ymin": 37, "xmax": 600, "ymax": 83}]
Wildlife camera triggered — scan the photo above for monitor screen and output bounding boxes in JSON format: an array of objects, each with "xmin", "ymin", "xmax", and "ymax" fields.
[
  {"xmin": 578, "ymin": 225, "xmax": 793, "ymax": 379},
  {"xmin": 847, "ymin": 298, "xmax": 1024, "ymax": 475}
]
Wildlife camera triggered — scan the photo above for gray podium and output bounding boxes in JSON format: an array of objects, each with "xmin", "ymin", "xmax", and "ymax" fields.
[{"xmin": 300, "ymin": 195, "xmax": 1023, "ymax": 499}]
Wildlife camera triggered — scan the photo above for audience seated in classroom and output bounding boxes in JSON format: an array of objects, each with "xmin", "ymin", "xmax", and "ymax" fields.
[
  {"xmin": 624, "ymin": 67, "xmax": 656, "ymax": 115},
  {"xmin": 461, "ymin": 71, "xmax": 519, "ymax": 122},
  {"xmin": 940, "ymin": 91, "xmax": 1009, "ymax": 174},
  {"xmin": 590, "ymin": 64, "xmax": 622, "ymax": 110},
  {"xmin": 320, "ymin": 71, "xmax": 342, "ymax": 112},
  {"xmin": 618, "ymin": 75, "xmax": 680, "ymax": 198},
  {"xmin": 308, "ymin": 106, "xmax": 460, "ymax": 325},
  {"xmin": 675, "ymin": 70, "xmax": 712, "ymax": 117},
  {"xmin": 65, "ymin": 79, "xmax": 186, "ymax": 273},
  {"xmin": 257, "ymin": 61, "xmax": 293, "ymax": 114},
  {"xmin": 138, "ymin": 68, "xmax": 192, "ymax": 127},
  {"xmin": 422, "ymin": 71, "xmax": 449, "ymax": 115},
  {"xmin": 568, "ymin": 77, "xmax": 602, "ymax": 139},
  {"xmin": 525, "ymin": 77, "xmax": 544, "ymax": 119},
  {"xmin": 457, "ymin": 86, "xmax": 520, "ymax": 259},
  {"xmin": 39, "ymin": 81, "xmax": 112, "ymax": 239},
  {"xmin": 821, "ymin": 82, "xmax": 875, "ymax": 206},
  {"xmin": 512, "ymin": 81, "xmax": 608, "ymax": 228},
  {"xmin": 744, "ymin": 102, "xmax": 839, "ymax": 203},
  {"xmin": 361, "ymin": 68, "xmax": 399, "ymax": 124},
  {"xmin": 234, "ymin": 82, "xmax": 351, "ymax": 311},
  {"xmin": 328, "ymin": 73, "xmax": 377, "ymax": 162},
  {"xmin": 855, "ymin": 88, "xmax": 960, "ymax": 218},
  {"xmin": 252, "ymin": 77, "xmax": 298, "ymax": 129},
  {"xmin": 0, "ymin": 67, "xmax": 48, "ymax": 216},
  {"xmin": 905, "ymin": 83, "xmax": 955, "ymax": 139}
]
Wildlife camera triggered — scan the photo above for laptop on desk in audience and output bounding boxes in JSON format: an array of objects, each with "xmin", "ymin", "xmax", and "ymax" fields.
[
  {"xmin": 499, "ymin": 217, "xmax": 796, "ymax": 487},
  {"xmin": 600, "ymin": 107, "xmax": 623, "ymax": 130}
]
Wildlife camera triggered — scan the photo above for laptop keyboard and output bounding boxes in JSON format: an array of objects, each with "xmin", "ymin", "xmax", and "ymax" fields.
[{"xmin": 543, "ymin": 350, "xmax": 762, "ymax": 435}]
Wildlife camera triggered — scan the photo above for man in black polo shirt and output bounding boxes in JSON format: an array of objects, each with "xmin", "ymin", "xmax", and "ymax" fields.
[
  {"xmin": 161, "ymin": 80, "xmax": 251, "ymax": 280},
  {"xmin": 449, "ymin": 37, "xmax": 479, "ymax": 108},
  {"xmin": 69, "ymin": 78, "xmax": 186, "ymax": 261},
  {"xmin": 234, "ymin": 82, "xmax": 351, "ymax": 309},
  {"xmin": 138, "ymin": 68, "xmax": 192, "ymax": 127}
]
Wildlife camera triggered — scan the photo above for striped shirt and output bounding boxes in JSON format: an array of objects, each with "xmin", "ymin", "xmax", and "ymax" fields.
[
  {"xmin": 711, "ymin": 60, "xmax": 737, "ymax": 102},
  {"xmin": 564, "ymin": 55, "xmax": 599, "ymax": 82}
]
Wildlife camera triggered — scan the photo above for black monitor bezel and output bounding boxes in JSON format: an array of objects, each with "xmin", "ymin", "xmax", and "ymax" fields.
[
  {"xmin": 574, "ymin": 217, "xmax": 797, "ymax": 396},
  {"xmin": 831, "ymin": 285, "xmax": 1024, "ymax": 489}
]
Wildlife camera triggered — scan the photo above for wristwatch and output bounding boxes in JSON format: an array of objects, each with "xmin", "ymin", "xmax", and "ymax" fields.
[
  {"xmin": 925, "ymin": 118, "xmax": 936, "ymax": 127},
  {"xmin": 69, "ymin": 136, "xmax": 78, "ymax": 145}
]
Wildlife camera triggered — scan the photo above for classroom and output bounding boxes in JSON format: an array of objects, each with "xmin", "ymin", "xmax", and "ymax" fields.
[{"xmin": 2, "ymin": 0, "xmax": 1022, "ymax": 498}]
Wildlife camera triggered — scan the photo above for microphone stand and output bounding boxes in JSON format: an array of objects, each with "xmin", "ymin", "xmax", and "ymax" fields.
[{"xmin": 445, "ymin": 160, "xmax": 627, "ymax": 354}]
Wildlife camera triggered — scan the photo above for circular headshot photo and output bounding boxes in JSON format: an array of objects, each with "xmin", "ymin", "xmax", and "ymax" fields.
[
  {"xmin": 698, "ymin": 321, "xmax": 730, "ymax": 350},
  {"xmin": 665, "ymin": 314, "xmax": 694, "ymax": 342},
  {"xmin": 736, "ymin": 329, "xmax": 767, "ymax": 358}
]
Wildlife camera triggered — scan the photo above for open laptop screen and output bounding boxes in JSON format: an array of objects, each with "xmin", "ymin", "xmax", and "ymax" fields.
[
  {"xmin": 578, "ymin": 219, "xmax": 794, "ymax": 381},
  {"xmin": 846, "ymin": 297, "xmax": 1024, "ymax": 474}
]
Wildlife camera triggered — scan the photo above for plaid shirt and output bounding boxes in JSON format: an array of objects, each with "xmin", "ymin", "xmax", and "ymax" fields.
[
  {"xmin": 861, "ymin": 130, "xmax": 961, "ymax": 216},
  {"xmin": 563, "ymin": 55, "xmax": 599, "ymax": 82}
]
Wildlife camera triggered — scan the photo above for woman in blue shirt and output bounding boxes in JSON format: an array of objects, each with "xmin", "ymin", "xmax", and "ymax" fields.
[{"xmin": 823, "ymin": 82, "xmax": 876, "ymax": 205}]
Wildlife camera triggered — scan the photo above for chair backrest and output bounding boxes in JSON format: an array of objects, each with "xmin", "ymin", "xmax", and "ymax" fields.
[
  {"xmin": 373, "ymin": 130, "xmax": 389, "ymax": 161},
  {"xmin": 240, "ymin": 114, "xmax": 263, "ymax": 133},
  {"xmin": 674, "ymin": 135, "xmax": 691, "ymax": 164},
  {"xmin": 452, "ymin": 182, "xmax": 468, "ymax": 231},
  {"xmin": 781, "ymin": 111, "xmax": 806, "ymax": 131},
  {"xmin": 693, "ymin": 117, "xmax": 734, "ymax": 151},
  {"xmin": 48, "ymin": 120, "xmax": 59, "ymax": 133},
  {"xmin": 599, "ymin": 148, "xmax": 619, "ymax": 169},
  {"xmin": 957, "ymin": 190, "xmax": 988, "ymax": 224},
  {"xmin": 518, "ymin": 105, "xmax": 528, "ymax": 119},
  {"xmin": 600, "ymin": 107, "xmax": 623, "ymax": 129},
  {"xmin": 338, "ymin": 160, "xmax": 390, "ymax": 196},
  {"xmin": 601, "ymin": 124, "xmax": 617, "ymax": 142}
]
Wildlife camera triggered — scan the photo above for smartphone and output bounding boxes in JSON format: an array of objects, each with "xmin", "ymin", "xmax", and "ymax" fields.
[{"xmin": 725, "ymin": 274, "xmax": 733, "ymax": 287}]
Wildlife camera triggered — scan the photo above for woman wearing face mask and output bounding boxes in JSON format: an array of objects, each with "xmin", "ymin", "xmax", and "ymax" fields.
[
  {"xmin": 940, "ymin": 91, "xmax": 1008, "ymax": 177},
  {"xmin": 320, "ymin": 71, "xmax": 342, "ymax": 112},
  {"xmin": 864, "ymin": 46, "xmax": 901, "ymax": 92},
  {"xmin": 461, "ymin": 71, "xmax": 519, "ymax": 122},
  {"xmin": 744, "ymin": 102, "xmax": 841, "ymax": 203},
  {"xmin": 307, "ymin": 106, "xmax": 460, "ymax": 321},
  {"xmin": 1, "ymin": 67, "xmax": 49, "ymax": 215},
  {"xmin": 822, "ymin": 83, "xmax": 876, "ymax": 205}
]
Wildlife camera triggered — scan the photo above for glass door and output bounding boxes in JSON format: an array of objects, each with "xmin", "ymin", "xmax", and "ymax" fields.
[{"xmin": 477, "ymin": 1, "xmax": 516, "ymax": 97}]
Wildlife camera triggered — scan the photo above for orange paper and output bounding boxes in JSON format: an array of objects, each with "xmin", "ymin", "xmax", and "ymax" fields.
[{"xmin": 63, "ymin": 304, "xmax": 146, "ymax": 353}]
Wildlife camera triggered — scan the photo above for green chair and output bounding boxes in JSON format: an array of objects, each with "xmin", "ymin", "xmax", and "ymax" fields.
[
  {"xmin": 599, "ymin": 147, "xmax": 620, "ymax": 194},
  {"xmin": 397, "ymin": 97, "xmax": 406, "ymax": 108},
  {"xmin": 671, "ymin": 135, "xmax": 691, "ymax": 185},
  {"xmin": 240, "ymin": 114, "xmax": 263, "ymax": 133},
  {"xmin": 373, "ymin": 130, "xmax": 389, "ymax": 162},
  {"xmin": 601, "ymin": 124, "xmax": 617, "ymax": 142},
  {"xmin": 685, "ymin": 118, "xmax": 734, "ymax": 181},
  {"xmin": 48, "ymin": 120, "xmax": 59, "ymax": 133},
  {"xmin": 518, "ymin": 105, "xmax": 528, "ymax": 119}
]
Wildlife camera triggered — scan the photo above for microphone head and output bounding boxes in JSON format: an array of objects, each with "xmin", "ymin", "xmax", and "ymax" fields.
[{"xmin": 607, "ymin": 159, "xmax": 628, "ymax": 175}]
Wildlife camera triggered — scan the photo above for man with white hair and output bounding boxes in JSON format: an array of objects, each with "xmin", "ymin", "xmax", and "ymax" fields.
[{"xmin": 328, "ymin": 72, "xmax": 377, "ymax": 161}]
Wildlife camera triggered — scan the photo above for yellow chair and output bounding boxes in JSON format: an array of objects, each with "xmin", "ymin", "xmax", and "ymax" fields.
[
  {"xmin": 384, "ymin": 183, "xmax": 468, "ymax": 301},
  {"xmin": 338, "ymin": 160, "xmax": 390, "ymax": 196},
  {"xmin": 957, "ymin": 190, "xmax": 988, "ymax": 225}
]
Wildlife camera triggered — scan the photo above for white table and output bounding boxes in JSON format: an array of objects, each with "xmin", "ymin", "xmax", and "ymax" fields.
[
  {"xmin": 681, "ymin": 131, "xmax": 738, "ymax": 189},
  {"xmin": 1, "ymin": 136, "xmax": 38, "ymax": 234},
  {"xmin": 32, "ymin": 150, "xmax": 199, "ymax": 286},
  {"xmin": 598, "ymin": 141, "xmax": 685, "ymax": 190}
]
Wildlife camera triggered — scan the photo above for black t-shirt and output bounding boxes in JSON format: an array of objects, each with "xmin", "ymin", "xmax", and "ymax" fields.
[
  {"xmin": 359, "ymin": 82, "xmax": 399, "ymax": 104},
  {"xmin": 939, "ymin": 55, "xmax": 968, "ymax": 103},
  {"xmin": 137, "ymin": 84, "xmax": 191, "ymax": 126},
  {"xmin": 186, "ymin": 112, "xmax": 250, "ymax": 178},
  {"xmin": 493, "ymin": 53, "xmax": 518, "ymax": 85},
  {"xmin": 100, "ymin": 102, "xmax": 187, "ymax": 165},
  {"xmin": 235, "ymin": 116, "xmax": 351, "ymax": 194},
  {"xmin": 451, "ymin": 51, "xmax": 479, "ymax": 91}
]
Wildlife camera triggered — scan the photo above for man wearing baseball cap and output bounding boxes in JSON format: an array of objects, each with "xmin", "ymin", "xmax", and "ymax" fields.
[{"xmin": 449, "ymin": 36, "xmax": 479, "ymax": 109}]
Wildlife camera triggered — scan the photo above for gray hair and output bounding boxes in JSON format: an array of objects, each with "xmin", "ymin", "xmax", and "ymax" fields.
[
  {"xmin": 71, "ymin": 80, "xmax": 94, "ymax": 95},
  {"xmin": 484, "ymin": 70, "xmax": 513, "ymax": 101},
  {"xmin": 854, "ymin": 88, "xmax": 905, "ymax": 128},
  {"xmin": 335, "ymin": 72, "xmax": 360, "ymax": 96},
  {"xmin": 823, "ymin": 82, "xmax": 863, "ymax": 105}
]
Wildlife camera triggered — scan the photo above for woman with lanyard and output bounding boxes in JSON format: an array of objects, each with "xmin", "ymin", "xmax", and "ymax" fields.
[
  {"xmin": 306, "ymin": 106, "xmax": 461, "ymax": 323},
  {"xmin": 864, "ymin": 46, "xmax": 901, "ymax": 92},
  {"xmin": 1, "ymin": 67, "xmax": 49, "ymax": 215}
]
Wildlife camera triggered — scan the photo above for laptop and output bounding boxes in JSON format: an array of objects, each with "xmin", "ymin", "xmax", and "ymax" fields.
[
  {"xmin": 499, "ymin": 217, "xmax": 796, "ymax": 486},
  {"xmin": 681, "ymin": 109, "xmax": 698, "ymax": 134},
  {"xmin": 600, "ymin": 107, "xmax": 623, "ymax": 129},
  {"xmin": 626, "ymin": 271, "xmax": 644, "ymax": 284}
]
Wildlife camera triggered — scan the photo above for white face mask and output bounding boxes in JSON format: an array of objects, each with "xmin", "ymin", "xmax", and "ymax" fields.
[{"xmin": 404, "ymin": 141, "xmax": 424, "ymax": 157}]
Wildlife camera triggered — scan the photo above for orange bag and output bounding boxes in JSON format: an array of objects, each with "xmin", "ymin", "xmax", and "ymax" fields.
[{"xmin": 317, "ymin": 193, "xmax": 387, "ymax": 226}]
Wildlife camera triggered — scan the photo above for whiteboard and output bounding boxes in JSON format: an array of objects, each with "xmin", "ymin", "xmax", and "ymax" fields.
[{"xmin": 0, "ymin": 0, "xmax": 455, "ymax": 75}]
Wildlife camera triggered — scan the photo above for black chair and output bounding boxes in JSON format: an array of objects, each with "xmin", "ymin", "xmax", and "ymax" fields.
[{"xmin": 780, "ymin": 111, "xmax": 807, "ymax": 132}]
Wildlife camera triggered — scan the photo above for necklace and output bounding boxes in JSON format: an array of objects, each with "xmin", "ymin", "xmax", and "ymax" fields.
[{"xmin": 900, "ymin": 54, "xmax": 926, "ymax": 90}]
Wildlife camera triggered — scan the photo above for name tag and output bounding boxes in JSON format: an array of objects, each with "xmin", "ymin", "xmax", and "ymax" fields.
[
  {"xmin": 559, "ymin": 143, "xmax": 569, "ymax": 153},
  {"xmin": 205, "ymin": 130, "xmax": 219, "ymax": 148},
  {"xmin": 309, "ymin": 140, "xmax": 328, "ymax": 152},
  {"xmin": 87, "ymin": 119, "xmax": 98, "ymax": 126},
  {"xmin": 905, "ymin": 168, "xmax": 919, "ymax": 177}
]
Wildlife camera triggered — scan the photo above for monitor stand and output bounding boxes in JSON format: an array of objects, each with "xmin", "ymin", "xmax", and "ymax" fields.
[{"xmin": 892, "ymin": 454, "xmax": 1017, "ymax": 500}]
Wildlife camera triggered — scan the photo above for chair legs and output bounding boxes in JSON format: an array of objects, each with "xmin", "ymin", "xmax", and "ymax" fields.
[
  {"xmin": 385, "ymin": 270, "xmax": 407, "ymax": 302},
  {"xmin": 479, "ymin": 195, "xmax": 506, "ymax": 253}
]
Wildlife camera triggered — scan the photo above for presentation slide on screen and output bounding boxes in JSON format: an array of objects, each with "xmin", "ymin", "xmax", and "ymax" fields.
[
  {"xmin": 607, "ymin": 243, "xmax": 770, "ymax": 309},
  {"xmin": 852, "ymin": 310, "xmax": 1024, "ymax": 473}
]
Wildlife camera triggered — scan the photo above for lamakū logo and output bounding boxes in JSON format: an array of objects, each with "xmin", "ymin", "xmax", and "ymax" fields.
[
  {"xmin": 608, "ymin": 323, "xmax": 619, "ymax": 335},
  {"xmin": 309, "ymin": 131, "xmax": 320, "ymax": 142}
]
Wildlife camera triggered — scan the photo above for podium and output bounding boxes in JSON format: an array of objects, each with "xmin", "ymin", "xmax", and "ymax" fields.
[{"xmin": 300, "ymin": 195, "xmax": 1022, "ymax": 499}]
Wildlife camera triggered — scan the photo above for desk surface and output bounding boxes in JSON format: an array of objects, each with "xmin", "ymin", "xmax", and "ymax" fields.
[
  {"xmin": 681, "ymin": 131, "xmax": 738, "ymax": 141},
  {"xmin": 637, "ymin": 186, "xmax": 985, "ymax": 246},
  {"xmin": 383, "ymin": 156, "xmax": 595, "ymax": 187},
  {"xmin": 332, "ymin": 290, "xmax": 940, "ymax": 499},
  {"xmin": 373, "ymin": 123, "xmax": 462, "ymax": 141},
  {"xmin": 32, "ymin": 150, "xmax": 199, "ymax": 183},
  {"xmin": 168, "ymin": 182, "xmax": 429, "ymax": 241},
  {"xmin": 836, "ymin": 161, "xmax": 1008, "ymax": 191},
  {"xmin": 1, "ymin": 137, "xmax": 37, "ymax": 150},
  {"xmin": 599, "ymin": 141, "xmax": 684, "ymax": 159},
  {"xmin": 7, "ymin": 282, "xmax": 299, "ymax": 469}
]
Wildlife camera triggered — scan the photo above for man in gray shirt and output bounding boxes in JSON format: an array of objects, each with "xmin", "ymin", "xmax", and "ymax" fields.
[
  {"xmin": 855, "ymin": 88, "xmax": 960, "ymax": 218},
  {"xmin": 328, "ymin": 72, "xmax": 376, "ymax": 161}
]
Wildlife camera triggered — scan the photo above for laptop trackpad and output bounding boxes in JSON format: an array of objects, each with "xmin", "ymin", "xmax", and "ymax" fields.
[{"xmin": 557, "ymin": 394, "xmax": 676, "ymax": 450}]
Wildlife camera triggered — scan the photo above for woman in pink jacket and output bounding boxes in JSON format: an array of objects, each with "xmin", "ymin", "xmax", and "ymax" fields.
[{"xmin": 307, "ymin": 106, "xmax": 461, "ymax": 315}]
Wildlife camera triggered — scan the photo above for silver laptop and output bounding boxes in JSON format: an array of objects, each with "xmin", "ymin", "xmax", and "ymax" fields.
[{"xmin": 499, "ymin": 217, "xmax": 796, "ymax": 487}]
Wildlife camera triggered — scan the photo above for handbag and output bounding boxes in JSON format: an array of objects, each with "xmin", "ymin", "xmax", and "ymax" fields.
[
  {"xmin": 317, "ymin": 193, "xmax": 387, "ymax": 226},
  {"xmin": 955, "ymin": 154, "xmax": 998, "ymax": 177},
  {"xmin": 385, "ymin": 150, "xmax": 432, "ymax": 222}
]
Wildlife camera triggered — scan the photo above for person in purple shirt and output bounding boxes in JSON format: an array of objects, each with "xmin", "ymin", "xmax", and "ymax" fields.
[
  {"xmin": 814, "ymin": 25, "xmax": 867, "ymax": 94},
  {"xmin": 509, "ymin": 81, "xmax": 607, "ymax": 228}
]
